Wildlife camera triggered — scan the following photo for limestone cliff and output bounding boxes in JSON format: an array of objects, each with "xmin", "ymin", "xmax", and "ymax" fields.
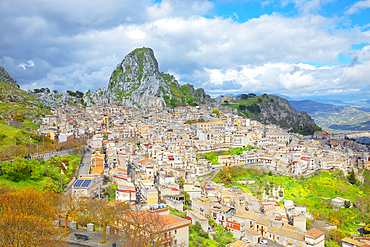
[
  {"xmin": 229, "ymin": 94, "xmax": 319, "ymax": 135},
  {"xmin": 84, "ymin": 47, "xmax": 210, "ymax": 108}
]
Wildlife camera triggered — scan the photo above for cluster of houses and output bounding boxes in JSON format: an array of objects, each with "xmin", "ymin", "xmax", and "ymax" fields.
[{"xmin": 36, "ymin": 102, "xmax": 370, "ymax": 246}]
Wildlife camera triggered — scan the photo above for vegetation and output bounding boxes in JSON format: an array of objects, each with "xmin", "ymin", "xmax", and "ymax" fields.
[
  {"xmin": 0, "ymin": 187, "xmax": 63, "ymax": 246},
  {"xmin": 184, "ymin": 118, "xmax": 205, "ymax": 125},
  {"xmin": 212, "ymin": 109, "xmax": 220, "ymax": 117},
  {"xmin": 199, "ymin": 146, "xmax": 260, "ymax": 165},
  {"xmin": 213, "ymin": 167, "xmax": 370, "ymax": 236},
  {"xmin": 0, "ymin": 154, "xmax": 80, "ymax": 192}
]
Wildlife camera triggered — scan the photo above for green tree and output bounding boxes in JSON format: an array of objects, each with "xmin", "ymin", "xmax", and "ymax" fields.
[
  {"xmin": 365, "ymin": 223, "xmax": 370, "ymax": 232},
  {"xmin": 348, "ymin": 170, "xmax": 356, "ymax": 185},
  {"xmin": 212, "ymin": 109, "xmax": 220, "ymax": 117},
  {"xmin": 183, "ymin": 191, "xmax": 190, "ymax": 204},
  {"xmin": 344, "ymin": 200, "xmax": 351, "ymax": 208},
  {"xmin": 178, "ymin": 178, "xmax": 185, "ymax": 189}
]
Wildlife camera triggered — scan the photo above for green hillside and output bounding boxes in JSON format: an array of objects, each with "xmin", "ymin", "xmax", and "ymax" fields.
[
  {"xmin": 221, "ymin": 94, "xmax": 320, "ymax": 135},
  {"xmin": 213, "ymin": 167, "xmax": 370, "ymax": 236}
]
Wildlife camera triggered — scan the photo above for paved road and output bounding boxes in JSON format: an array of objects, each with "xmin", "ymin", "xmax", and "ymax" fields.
[
  {"xmin": 249, "ymin": 238, "xmax": 283, "ymax": 247},
  {"xmin": 1, "ymin": 149, "xmax": 77, "ymax": 163},
  {"xmin": 78, "ymin": 150, "xmax": 92, "ymax": 176},
  {"xmin": 201, "ymin": 168, "xmax": 221, "ymax": 186}
]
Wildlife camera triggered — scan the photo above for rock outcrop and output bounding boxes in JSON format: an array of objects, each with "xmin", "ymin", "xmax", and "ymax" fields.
[
  {"xmin": 0, "ymin": 66, "xmax": 19, "ymax": 88},
  {"xmin": 235, "ymin": 94, "xmax": 318, "ymax": 135},
  {"xmin": 84, "ymin": 47, "xmax": 210, "ymax": 108}
]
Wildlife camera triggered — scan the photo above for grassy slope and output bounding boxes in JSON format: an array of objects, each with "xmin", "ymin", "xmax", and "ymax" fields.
[
  {"xmin": 0, "ymin": 81, "xmax": 52, "ymax": 150},
  {"xmin": 213, "ymin": 168, "xmax": 370, "ymax": 235}
]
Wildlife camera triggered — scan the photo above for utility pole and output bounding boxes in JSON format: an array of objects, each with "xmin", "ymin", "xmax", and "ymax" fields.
[{"xmin": 29, "ymin": 136, "xmax": 31, "ymax": 159}]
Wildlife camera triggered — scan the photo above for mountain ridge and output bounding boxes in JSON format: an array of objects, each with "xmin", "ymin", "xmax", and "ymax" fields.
[{"xmin": 290, "ymin": 100, "xmax": 370, "ymax": 133}]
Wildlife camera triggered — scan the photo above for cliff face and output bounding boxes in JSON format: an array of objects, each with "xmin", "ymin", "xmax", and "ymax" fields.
[
  {"xmin": 84, "ymin": 47, "xmax": 210, "ymax": 108},
  {"xmin": 231, "ymin": 94, "xmax": 318, "ymax": 135}
]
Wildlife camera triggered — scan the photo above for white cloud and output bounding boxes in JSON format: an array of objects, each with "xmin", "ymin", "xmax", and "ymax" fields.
[
  {"xmin": 345, "ymin": 0, "xmax": 370, "ymax": 14},
  {"xmin": 18, "ymin": 60, "xmax": 35, "ymax": 70},
  {"xmin": 0, "ymin": 0, "xmax": 369, "ymax": 100}
]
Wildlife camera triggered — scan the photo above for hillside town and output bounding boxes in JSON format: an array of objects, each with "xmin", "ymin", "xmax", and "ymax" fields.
[{"xmin": 32, "ymin": 101, "xmax": 370, "ymax": 247}]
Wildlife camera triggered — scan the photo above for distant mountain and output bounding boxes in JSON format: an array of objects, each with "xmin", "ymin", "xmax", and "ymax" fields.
[
  {"xmin": 290, "ymin": 100, "xmax": 370, "ymax": 133},
  {"xmin": 222, "ymin": 95, "xmax": 319, "ymax": 135},
  {"xmin": 84, "ymin": 47, "xmax": 210, "ymax": 109}
]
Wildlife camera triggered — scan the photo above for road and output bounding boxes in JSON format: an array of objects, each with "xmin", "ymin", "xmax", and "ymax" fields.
[
  {"xmin": 78, "ymin": 149, "xmax": 92, "ymax": 176},
  {"xmin": 200, "ymin": 168, "xmax": 221, "ymax": 186},
  {"xmin": 250, "ymin": 238, "xmax": 283, "ymax": 247},
  {"xmin": 1, "ymin": 149, "xmax": 78, "ymax": 163}
]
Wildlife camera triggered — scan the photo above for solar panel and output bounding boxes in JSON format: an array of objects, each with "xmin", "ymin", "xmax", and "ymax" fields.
[
  {"xmin": 81, "ymin": 180, "xmax": 92, "ymax": 188},
  {"xmin": 74, "ymin": 180, "xmax": 83, "ymax": 187}
]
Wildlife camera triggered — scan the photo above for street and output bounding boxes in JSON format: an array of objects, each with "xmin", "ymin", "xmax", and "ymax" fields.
[
  {"xmin": 78, "ymin": 149, "xmax": 92, "ymax": 176},
  {"xmin": 1, "ymin": 149, "xmax": 77, "ymax": 163}
]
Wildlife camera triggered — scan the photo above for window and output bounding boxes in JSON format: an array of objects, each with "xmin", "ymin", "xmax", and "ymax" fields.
[{"xmin": 175, "ymin": 230, "xmax": 177, "ymax": 234}]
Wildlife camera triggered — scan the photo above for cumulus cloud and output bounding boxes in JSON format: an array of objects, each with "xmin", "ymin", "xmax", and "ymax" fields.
[
  {"xmin": 203, "ymin": 61, "xmax": 370, "ymax": 98},
  {"xmin": 345, "ymin": 0, "xmax": 370, "ymax": 14},
  {"xmin": 0, "ymin": 0, "xmax": 369, "ymax": 101}
]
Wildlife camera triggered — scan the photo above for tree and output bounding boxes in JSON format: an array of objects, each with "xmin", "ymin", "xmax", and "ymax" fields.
[
  {"xmin": 82, "ymin": 199, "xmax": 129, "ymax": 243},
  {"xmin": 348, "ymin": 169, "xmax": 356, "ymax": 185},
  {"xmin": 212, "ymin": 109, "xmax": 220, "ymax": 117},
  {"xmin": 238, "ymin": 105, "xmax": 247, "ymax": 111},
  {"xmin": 178, "ymin": 178, "xmax": 185, "ymax": 189},
  {"xmin": 183, "ymin": 191, "xmax": 190, "ymax": 204},
  {"xmin": 0, "ymin": 187, "xmax": 64, "ymax": 246},
  {"xmin": 240, "ymin": 94, "xmax": 249, "ymax": 100},
  {"xmin": 219, "ymin": 167, "xmax": 231, "ymax": 184},
  {"xmin": 54, "ymin": 192, "xmax": 82, "ymax": 236},
  {"xmin": 344, "ymin": 200, "xmax": 351, "ymax": 208},
  {"xmin": 365, "ymin": 223, "xmax": 370, "ymax": 232},
  {"xmin": 117, "ymin": 209, "xmax": 174, "ymax": 247},
  {"xmin": 75, "ymin": 91, "xmax": 84, "ymax": 98},
  {"xmin": 329, "ymin": 229, "xmax": 346, "ymax": 245},
  {"xmin": 1, "ymin": 158, "xmax": 41, "ymax": 181}
]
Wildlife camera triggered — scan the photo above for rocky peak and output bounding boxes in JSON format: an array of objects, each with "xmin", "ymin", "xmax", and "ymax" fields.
[
  {"xmin": 0, "ymin": 66, "xmax": 19, "ymax": 88},
  {"xmin": 84, "ymin": 47, "xmax": 210, "ymax": 109}
]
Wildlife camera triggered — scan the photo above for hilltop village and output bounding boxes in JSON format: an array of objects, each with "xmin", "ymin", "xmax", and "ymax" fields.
[{"xmin": 37, "ymin": 101, "xmax": 370, "ymax": 247}]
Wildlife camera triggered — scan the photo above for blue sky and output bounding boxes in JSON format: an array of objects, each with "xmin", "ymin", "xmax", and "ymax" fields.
[{"xmin": 0, "ymin": 0, "xmax": 370, "ymax": 103}]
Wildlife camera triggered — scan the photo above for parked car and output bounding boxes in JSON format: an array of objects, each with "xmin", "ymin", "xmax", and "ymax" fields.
[
  {"xmin": 259, "ymin": 240, "xmax": 268, "ymax": 245},
  {"xmin": 80, "ymin": 163, "xmax": 84, "ymax": 167},
  {"xmin": 242, "ymin": 238, "xmax": 250, "ymax": 243}
]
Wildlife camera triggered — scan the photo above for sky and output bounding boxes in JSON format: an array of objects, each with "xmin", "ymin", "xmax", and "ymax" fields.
[{"xmin": 1, "ymin": 0, "xmax": 370, "ymax": 103}]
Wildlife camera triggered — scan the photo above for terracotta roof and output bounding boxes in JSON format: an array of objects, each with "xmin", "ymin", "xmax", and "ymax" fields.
[
  {"xmin": 305, "ymin": 228, "xmax": 325, "ymax": 239},
  {"xmin": 90, "ymin": 167, "xmax": 104, "ymax": 175},
  {"xmin": 268, "ymin": 227, "xmax": 305, "ymax": 241},
  {"xmin": 235, "ymin": 210, "xmax": 262, "ymax": 221},
  {"xmin": 230, "ymin": 240, "xmax": 250, "ymax": 247},
  {"xmin": 256, "ymin": 218, "xmax": 271, "ymax": 226},
  {"xmin": 245, "ymin": 227, "xmax": 261, "ymax": 236}
]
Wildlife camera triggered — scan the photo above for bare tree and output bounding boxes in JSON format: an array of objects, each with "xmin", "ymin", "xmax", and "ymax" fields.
[
  {"xmin": 80, "ymin": 199, "xmax": 129, "ymax": 243},
  {"xmin": 54, "ymin": 192, "xmax": 82, "ymax": 236},
  {"xmin": 0, "ymin": 187, "xmax": 65, "ymax": 247},
  {"xmin": 116, "ymin": 208, "xmax": 175, "ymax": 247}
]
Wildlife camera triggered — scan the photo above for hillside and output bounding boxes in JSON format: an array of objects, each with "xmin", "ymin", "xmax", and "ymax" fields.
[
  {"xmin": 0, "ymin": 66, "xmax": 56, "ymax": 152},
  {"xmin": 84, "ymin": 47, "xmax": 210, "ymax": 108},
  {"xmin": 222, "ymin": 94, "xmax": 319, "ymax": 135},
  {"xmin": 290, "ymin": 100, "xmax": 370, "ymax": 133},
  {"xmin": 213, "ymin": 167, "xmax": 370, "ymax": 236}
]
